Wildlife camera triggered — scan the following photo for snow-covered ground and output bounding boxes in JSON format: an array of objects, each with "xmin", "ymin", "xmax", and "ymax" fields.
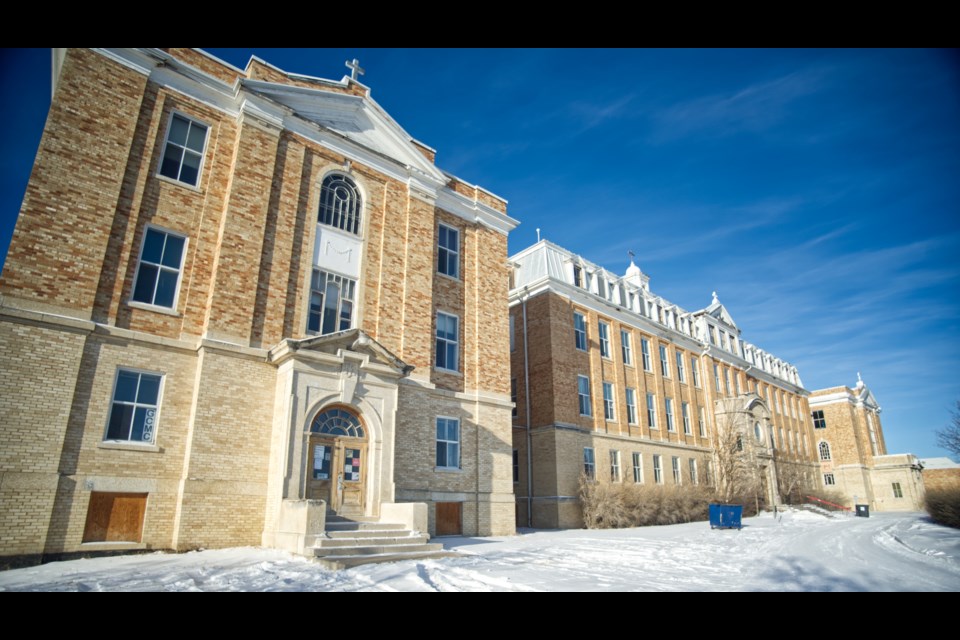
[{"xmin": 2, "ymin": 511, "xmax": 958, "ymax": 591}]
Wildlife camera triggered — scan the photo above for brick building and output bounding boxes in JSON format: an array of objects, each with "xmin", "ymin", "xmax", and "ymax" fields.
[
  {"xmin": 0, "ymin": 48, "xmax": 517, "ymax": 562},
  {"xmin": 809, "ymin": 378, "xmax": 925, "ymax": 511},
  {"xmin": 509, "ymin": 241, "xmax": 820, "ymax": 528}
]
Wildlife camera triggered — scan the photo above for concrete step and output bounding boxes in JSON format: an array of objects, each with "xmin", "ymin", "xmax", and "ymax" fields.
[
  {"xmin": 325, "ymin": 527, "xmax": 413, "ymax": 539},
  {"xmin": 313, "ymin": 542, "xmax": 443, "ymax": 557},
  {"xmin": 315, "ymin": 534, "xmax": 431, "ymax": 548},
  {"xmin": 316, "ymin": 549, "xmax": 460, "ymax": 570},
  {"xmin": 325, "ymin": 513, "xmax": 379, "ymax": 524},
  {"xmin": 324, "ymin": 521, "xmax": 407, "ymax": 532}
]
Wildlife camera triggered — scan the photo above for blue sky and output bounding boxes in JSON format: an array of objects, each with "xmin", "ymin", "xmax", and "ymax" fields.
[{"xmin": 1, "ymin": 48, "xmax": 958, "ymax": 459}]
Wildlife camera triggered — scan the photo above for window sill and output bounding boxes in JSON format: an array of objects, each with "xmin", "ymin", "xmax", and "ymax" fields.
[
  {"xmin": 156, "ymin": 173, "xmax": 203, "ymax": 193},
  {"xmin": 98, "ymin": 441, "xmax": 162, "ymax": 453},
  {"xmin": 436, "ymin": 271, "xmax": 462, "ymax": 284},
  {"xmin": 434, "ymin": 466, "xmax": 463, "ymax": 474},
  {"xmin": 127, "ymin": 300, "xmax": 181, "ymax": 317},
  {"xmin": 434, "ymin": 367, "xmax": 463, "ymax": 377}
]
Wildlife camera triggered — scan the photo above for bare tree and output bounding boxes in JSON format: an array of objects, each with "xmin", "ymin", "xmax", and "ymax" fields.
[
  {"xmin": 711, "ymin": 410, "xmax": 763, "ymax": 509},
  {"xmin": 775, "ymin": 459, "xmax": 815, "ymax": 504},
  {"xmin": 935, "ymin": 401, "xmax": 960, "ymax": 458}
]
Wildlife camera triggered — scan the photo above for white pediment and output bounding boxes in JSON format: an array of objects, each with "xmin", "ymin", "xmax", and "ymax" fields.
[
  {"xmin": 242, "ymin": 79, "xmax": 445, "ymax": 183},
  {"xmin": 704, "ymin": 302, "xmax": 738, "ymax": 330}
]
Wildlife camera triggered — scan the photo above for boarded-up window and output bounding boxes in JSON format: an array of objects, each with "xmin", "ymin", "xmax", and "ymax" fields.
[
  {"xmin": 82, "ymin": 492, "xmax": 147, "ymax": 543},
  {"xmin": 435, "ymin": 502, "xmax": 462, "ymax": 536}
]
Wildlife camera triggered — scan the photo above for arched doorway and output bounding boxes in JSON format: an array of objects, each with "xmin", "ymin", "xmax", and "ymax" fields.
[{"xmin": 307, "ymin": 407, "xmax": 367, "ymax": 515}]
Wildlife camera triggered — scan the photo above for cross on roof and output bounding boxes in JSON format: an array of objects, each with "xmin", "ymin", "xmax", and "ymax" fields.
[{"xmin": 345, "ymin": 58, "xmax": 365, "ymax": 81}]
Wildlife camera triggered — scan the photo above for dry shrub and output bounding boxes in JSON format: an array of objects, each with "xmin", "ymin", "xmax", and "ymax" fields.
[
  {"xmin": 579, "ymin": 475, "xmax": 717, "ymax": 529},
  {"xmin": 804, "ymin": 489, "xmax": 852, "ymax": 511},
  {"xmin": 925, "ymin": 487, "xmax": 960, "ymax": 529}
]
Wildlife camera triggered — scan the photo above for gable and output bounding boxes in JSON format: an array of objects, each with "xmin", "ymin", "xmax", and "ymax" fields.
[
  {"xmin": 269, "ymin": 329, "xmax": 413, "ymax": 375},
  {"xmin": 705, "ymin": 301, "xmax": 738, "ymax": 330},
  {"xmin": 242, "ymin": 79, "xmax": 445, "ymax": 183}
]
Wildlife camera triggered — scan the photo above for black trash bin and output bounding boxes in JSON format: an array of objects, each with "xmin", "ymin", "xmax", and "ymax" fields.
[{"xmin": 855, "ymin": 504, "xmax": 870, "ymax": 518}]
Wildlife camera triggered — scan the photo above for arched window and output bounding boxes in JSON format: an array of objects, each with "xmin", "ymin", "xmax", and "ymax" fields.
[
  {"xmin": 311, "ymin": 408, "xmax": 365, "ymax": 439},
  {"xmin": 318, "ymin": 174, "xmax": 361, "ymax": 235},
  {"xmin": 819, "ymin": 441, "xmax": 831, "ymax": 461}
]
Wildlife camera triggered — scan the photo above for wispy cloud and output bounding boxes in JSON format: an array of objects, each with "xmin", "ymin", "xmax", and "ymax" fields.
[{"xmin": 650, "ymin": 68, "xmax": 829, "ymax": 142}]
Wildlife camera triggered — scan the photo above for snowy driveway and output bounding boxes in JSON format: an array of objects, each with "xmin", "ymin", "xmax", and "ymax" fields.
[{"xmin": 1, "ymin": 511, "xmax": 958, "ymax": 591}]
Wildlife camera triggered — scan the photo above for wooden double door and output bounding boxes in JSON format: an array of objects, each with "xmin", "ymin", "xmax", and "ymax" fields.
[{"xmin": 308, "ymin": 436, "xmax": 367, "ymax": 514}]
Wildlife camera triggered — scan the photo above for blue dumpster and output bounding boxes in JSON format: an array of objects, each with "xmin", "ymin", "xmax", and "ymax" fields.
[{"xmin": 709, "ymin": 504, "xmax": 743, "ymax": 530}]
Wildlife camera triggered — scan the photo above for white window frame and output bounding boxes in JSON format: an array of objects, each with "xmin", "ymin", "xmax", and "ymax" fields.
[
  {"xmin": 157, "ymin": 111, "xmax": 209, "ymax": 188},
  {"xmin": 602, "ymin": 382, "xmax": 616, "ymax": 422},
  {"xmin": 659, "ymin": 344, "xmax": 670, "ymax": 377},
  {"xmin": 583, "ymin": 447, "xmax": 596, "ymax": 480},
  {"xmin": 823, "ymin": 473, "xmax": 836, "ymax": 486},
  {"xmin": 620, "ymin": 329, "xmax": 632, "ymax": 366},
  {"xmin": 578, "ymin": 375, "xmax": 592, "ymax": 417},
  {"xmin": 665, "ymin": 397, "xmax": 675, "ymax": 432},
  {"xmin": 714, "ymin": 364, "xmax": 722, "ymax": 392},
  {"xmin": 610, "ymin": 450, "xmax": 621, "ymax": 482},
  {"xmin": 435, "ymin": 416, "xmax": 461, "ymax": 470},
  {"xmin": 574, "ymin": 312, "xmax": 588, "ymax": 352},
  {"xmin": 676, "ymin": 350, "xmax": 686, "ymax": 383},
  {"xmin": 308, "ymin": 268, "xmax": 356, "ymax": 336},
  {"xmin": 688, "ymin": 458, "xmax": 698, "ymax": 485},
  {"xmin": 598, "ymin": 322, "xmax": 611, "ymax": 359},
  {"xmin": 682, "ymin": 402, "xmax": 691, "ymax": 435},
  {"xmin": 819, "ymin": 441, "xmax": 832, "ymax": 461},
  {"xmin": 641, "ymin": 338, "xmax": 652, "ymax": 372},
  {"xmin": 653, "ymin": 454, "xmax": 663, "ymax": 484},
  {"xmin": 672, "ymin": 456, "xmax": 682, "ymax": 484},
  {"xmin": 104, "ymin": 367, "xmax": 164, "ymax": 445},
  {"xmin": 129, "ymin": 225, "xmax": 188, "ymax": 312},
  {"xmin": 437, "ymin": 223, "xmax": 460, "ymax": 279},
  {"xmin": 632, "ymin": 452, "xmax": 643, "ymax": 483},
  {"xmin": 892, "ymin": 482, "xmax": 903, "ymax": 499},
  {"xmin": 625, "ymin": 388, "xmax": 638, "ymax": 425},
  {"xmin": 698, "ymin": 406, "xmax": 707, "ymax": 438},
  {"xmin": 691, "ymin": 357, "xmax": 701, "ymax": 388},
  {"xmin": 646, "ymin": 393, "xmax": 658, "ymax": 429},
  {"xmin": 435, "ymin": 312, "xmax": 460, "ymax": 373},
  {"xmin": 724, "ymin": 368, "xmax": 731, "ymax": 395}
]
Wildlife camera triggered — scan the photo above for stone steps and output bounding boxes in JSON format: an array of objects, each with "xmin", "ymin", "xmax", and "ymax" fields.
[
  {"xmin": 312, "ymin": 512, "xmax": 455, "ymax": 569},
  {"xmin": 313, "ymin": 542, "xmax": 443, "ymax": 557},
  {"xmin": 316, "ymin": 534, "xmax": 431, "ymax": 548},
  {"xmin": 316, "ymin": 549, "xmax": 459, "ymax": 570}
]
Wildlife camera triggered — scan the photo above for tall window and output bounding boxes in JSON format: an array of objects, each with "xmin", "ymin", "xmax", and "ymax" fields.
[
  {"xmin": 513, "ymin": 450, "xmax": 520, "ymax": 483},
  {"xmin": 573, "ymin": 265, "xmax": 584, "ymax": 288},
  {"xmin": 812, "ymin": 410, "xmax": 827, "ymax": 429},
  {"xmin": 621, "ymin": 330, "xmax": 632, "ymax": 365},
  {"xmin": 659, "ymin": 345, "xmax": 670, "ymax": 377},
  {"xmin": 641, "ymin": 338, "xmax": 652, "ymax": 371},
  {"xmin": 583, "ymin": 447, "xmax": 596, "ymax": 480},
  {"xmin": 665, "ymin": 398, "xmax": 675, "ymax": 432},
  {"xmin": 672, "ymin": 456, "xmax": 682, "ymax": 484},
  {"xmin": 714, "ymin": 364, "xmax": 722, "ymax": 392},
  {"xmin": 435, "ymin": 312, "xmax": 459, "ymax": 372},
  {"xmin": 574, "ymin": 313, "xmax": 587, "ymax": 351},
  {"xmin": 602, "ymin": 382, "xmax": 616, "ymax": 421},
  {"xmin": 823, "ymin": 473, "xmax": 835, "ymax": 486},
  {"xmin": 646, "ymin": 393, "xmax": 657, "ymax": 429},
  {"xmin": 698, "ymin": 406, "xmax": 707, "ymax": 438},
  {"xmin": 308, "ymin": 269, "xmax": 356, "ymax": 335},
  {"xmin": 704, "ymin": 460, "xmax": 713, "ymax": 485},
  {"xmin": 819, "ymin": 441, "xmax": 831, "ymax": 461},
  {"xmin": 131, "ymin": 227, "xmax": 186, "ymax": 309},
  {"xmin": 509, "ymin": 316, "xmax": 516, "ymax": 352},
  {"xmin": 437, "ymin": 224, "xmax": 459, "ymax": 278},
  {"xmin": 632, "ymin": 452, "xmax": 643, "ymax": 483},
  {"xmin": 676, "ymin": 351, "xmax": 686, "ymax": 383},
  {"xmin": 625, "ymin": 388, "xmax": 638, "ymax": 425},
  {"xmin": 724, "ymin": 368, "xmax": 731, "ymax": 395},
  {"xmin": 734, "ymin": 374, "xmax": 741, "ymax": 395},
  {"xmin": 688, "ymin": 459, "xmax": 698, "ymax": 485},
  {"xmin": 436, "ymin": 417, "xmax": 460, "ymax": 469},
  {"xmin": 892, "ymin": 482, "xmax": 903, "ymax": 499},
  {"xmin": 511, "ymin": 378, "xmax": 518, "ymax": 418},
  {"xmin": 106, "ymin": 369, "xmax": 162, "ymax": 444},
  {"xmin": 578, "ymin": 375, "xmax": 592, "ymax": 417},
  {"xmin": 653, "ymin": 455, "xmax": 663, "ymax": 484},
  {"xmin": 598, "ymin": 322, "xmax": 611, "ymax": 358},
  {"xmin": 868, "ymin": 414, "xmax": 879, "ymax": 456},
  {"xmin": 691, "ymin": 357, "xmax": 701, "ymax": 387},
  {"xmin": 318, "ymin": 174, "xmax": 362, "ymax": 235},
  {"xmin": 682, "ymin": 402, "xmax": 691, "ymax": 435},
  {"xmin": 159, "ymin": 113, "xmax": 208, "ymax": 187},
  {"xmin": 610, "ymin": 450, "xmax": 621, "ymax": 482}
]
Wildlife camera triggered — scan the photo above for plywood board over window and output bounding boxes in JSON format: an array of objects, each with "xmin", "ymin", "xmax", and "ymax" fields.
[
  {"xmin": 82, "ymin": 492, "xmax": 147, "ymax": 543},
  {"xmin": 435, "ymin": 502, "xmax": 462, "ymax": 536}
]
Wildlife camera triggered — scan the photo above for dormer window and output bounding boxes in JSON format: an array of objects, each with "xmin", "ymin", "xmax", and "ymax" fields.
[
  {"xmin": 573, "ymin": 265, "xmax": 584, "ymax": 288},
  {"xmin": 318, "ymin": 174, "xmax": 362, "ymax": 235}
]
